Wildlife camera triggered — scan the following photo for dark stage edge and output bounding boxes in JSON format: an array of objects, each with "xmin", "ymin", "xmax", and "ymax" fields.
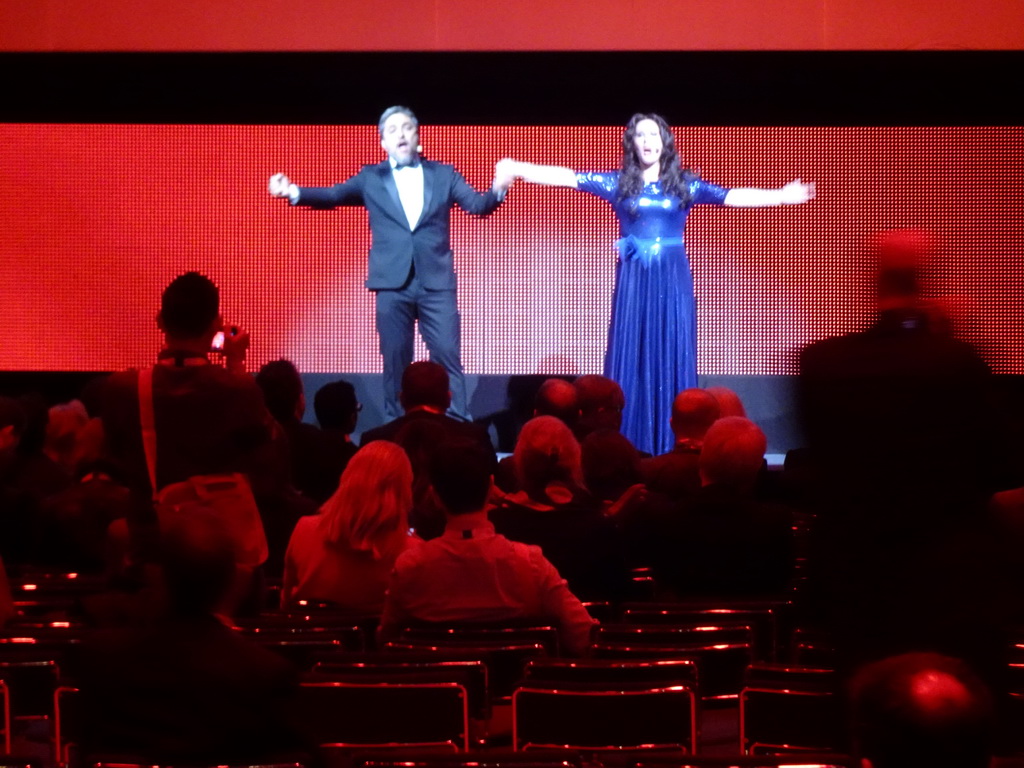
[
  {"xmin": 6, "ymin": 371, "xmax": 1024, "ymax": 458},
  {"xmin": 0, "ymin": 370, "xmax": 804, "ymax": 455}
]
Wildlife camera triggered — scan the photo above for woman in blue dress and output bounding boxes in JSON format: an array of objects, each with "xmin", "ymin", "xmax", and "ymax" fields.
[{"xmin": 501, "ymin": 113, "xmax": 814, "ymax": 455}]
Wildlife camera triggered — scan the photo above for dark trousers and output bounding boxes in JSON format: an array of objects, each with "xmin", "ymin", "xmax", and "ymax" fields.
[{"xmin": 374, "ymin": 273, "xmax": 467, "ymax": 420}]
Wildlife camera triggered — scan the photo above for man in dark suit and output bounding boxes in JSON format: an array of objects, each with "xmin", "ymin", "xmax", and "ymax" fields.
[
  {"xmin": 797, "ymin": 229, "xmax": 1010, "ymax": 686},
  {"xmin": 359, "ymin": 361, "xmax": 492, "ymax": 453},
  {"xmin": 360, "ymin": 361, "xmax": 494, "ymax": 539},
  {"xmin": 269, "ymin": 106, "xmax": 513, "ymax": 421}
]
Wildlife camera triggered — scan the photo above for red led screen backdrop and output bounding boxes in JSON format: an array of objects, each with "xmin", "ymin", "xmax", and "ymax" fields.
[{"xmin": 1, "ymin": 124, "xmax": 1021, "ymax": 375}]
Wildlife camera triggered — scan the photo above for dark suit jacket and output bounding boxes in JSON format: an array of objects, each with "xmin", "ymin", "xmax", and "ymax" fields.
[
  {"xmin": 297, "ymin": 160, "xmax": 501, "ymax": 290},
  {"xmin": 360, "ymin": 410, "xmax": 491, "ymax": 452},
  {"xmin": 640, "ymin": 442, "xmax": 702, "ymax": 501}
]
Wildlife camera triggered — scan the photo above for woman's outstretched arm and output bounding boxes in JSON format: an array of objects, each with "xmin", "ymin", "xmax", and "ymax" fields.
[
  {"xmin": 497, "ymin": 158, "xmax": 579, "ymax": 189},
  {"xmin": 724, "ymin": 178, "xmax": 815, "ymax": 207}
]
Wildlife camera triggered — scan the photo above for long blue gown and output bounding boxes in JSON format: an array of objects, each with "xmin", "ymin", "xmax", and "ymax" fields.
[{"xmin": 576, "ymin": 172, "xmax": 729, "ymax": 455}]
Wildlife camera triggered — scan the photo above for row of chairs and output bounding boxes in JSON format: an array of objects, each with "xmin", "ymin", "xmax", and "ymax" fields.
[{"xmin": 44, "ymin": 658, "xmax": 838, "ymax": 766}]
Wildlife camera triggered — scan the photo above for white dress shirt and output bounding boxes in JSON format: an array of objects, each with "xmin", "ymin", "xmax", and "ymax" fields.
[{"xmin": 389, "ymin": 158, "xmax": 425, "ymax": 230}]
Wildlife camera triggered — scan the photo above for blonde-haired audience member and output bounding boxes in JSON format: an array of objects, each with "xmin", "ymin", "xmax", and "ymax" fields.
[{"xmin": 281, "ymin": 441, "xmax": 417, "ymax": 613}]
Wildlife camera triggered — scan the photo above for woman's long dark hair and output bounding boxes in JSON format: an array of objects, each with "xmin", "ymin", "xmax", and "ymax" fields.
[{"xmin": 618, "ymin": 113, "xmax": 696, "ymax": 208}]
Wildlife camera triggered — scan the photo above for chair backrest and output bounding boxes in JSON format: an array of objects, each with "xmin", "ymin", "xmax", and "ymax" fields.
[
  {"xmin": 399, "ymin": 624, "xmax": 559, "ymax": 655},
  {"xmin": 591, "ymin": 623, "xmax": 754, "ymax": 699},
  {"xmin": 352, "ymin": 749, "xmax": 584, "ymax": 768},
  {"xmin": 351, "ymin": 752, "xmax": 856, "ymax": 768},
  {"xmin": 311, "ymin": 656, "xmax": 489, "ymax": 721},
  {"xmin": 788, "ymin": 625, "xmax": 837, "ymax": 667},
  {"xmin": 0, "ymin": 678, "xmax": 9, "ymax": 755},
  {"xmin": 0, "ymin": 626, "xmax": 81, "ymax": 754},
  {"xmin": 620, "ymin": 600, "xmax": 787, "ymax": 662},
  {"xmin": 233, "ymin": 621, "xmax": 366, "ymax": 669},
  {"xmin": 297, "ymin": 680, "xmax": 470, "ymax": 753},
  {"xmin": 512, "ymin": 683, "xmax": 697, "ymax": 754},
  {"xmin": 521, "ymin": 657, "xmax": 698, "ymax": 690},
  {"xmin": 53, "ymin": 684, "xmax": 80, "ymax": 768},
  {"xmin": 384, "ymin": 639, "xmax": 548, "ymax": 700},
  {"xmin": 739, "ymin": 663, "xmax": 843, "ymax": 755},
  {"xmin": 10, "ymin": 572, "xmax": 107, "ymax": 619}
]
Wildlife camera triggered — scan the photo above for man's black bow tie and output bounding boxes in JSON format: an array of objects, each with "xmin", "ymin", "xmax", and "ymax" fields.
[{"xmin": 394, "ymin": 158, "xmax": 421, "ymax": 170}]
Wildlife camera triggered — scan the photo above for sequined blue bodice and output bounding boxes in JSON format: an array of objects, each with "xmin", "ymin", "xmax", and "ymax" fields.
[{"xmin": 575, "ymin": 172, "xmax": 728, "ymax": 258}]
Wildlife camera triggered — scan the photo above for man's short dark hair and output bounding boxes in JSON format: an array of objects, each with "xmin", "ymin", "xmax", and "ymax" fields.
[
  {"xmin": 255, "ymin": 359, "xmax": 304, "ymax": 424},
  {"xmin": 160, "ymin": 272, "xmax": 219, "ymax": 340},
  {"xmin": 850, "ymin": 652, "xmax": 994, "ymax": 768},
  {"xmin": 378, "ymin": 106, "xmax": 418, "ymax": 136},
  {"xmin": 428, "ymin": 437, "xmax": 494, "ymax": 515},
  {"xmin": 573, "ymin": 374, "xmax": 625, "ymax": 437},
  {"xmin": 314, "ymin": 380, "xmax": 359, "ymax": 431},
  {"xmin": 401, "ymin": 361, "xmax": 450, "ymax": 411}
]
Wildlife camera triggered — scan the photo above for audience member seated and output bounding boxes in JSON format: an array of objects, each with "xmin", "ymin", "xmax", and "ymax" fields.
[
  {"xmin": 706, "ymin": 385, "xmax": 747, "ymax": 418},
  {"xmin": 36, "ymin": 459, "xmax": 132, "ymax": 574},
  {"xmin": 360, "ymin": 361, "xmax": 492, "ymax": 449},
  {"xmin": 495, "ymin": 377, "xmax": 581, "ymax": 493},
  {"xmin": 641, "ymin": 387, "xmax": 720, "ymax": 501},
  {"xmin": 44, "ymin": 399, "xmax": 103, "ymax": 476},
  {"xmin": 0, "ymin": 393, "xmax": 73, "ymax": 568},
  {"xmin": 99, "ymin": 271, "xmax": 290, "ymax": 567},
  {"xmin": 379, "ymin": 436, "xmax": 596, "ymax": 656},
  {"xmin": 582, "ymin": 428, "xmax": 676, "ymax": 570},
  {"xmin": 71, "ymin": 513, "xmax": 303, "ymax": 764},
  {"xmin": 281, "ymin": 441, "xmax": 418, "ymax": 613},
  {"xmin": 361, "ymin": 361, "xmax": 494, "ymax": 539},
  {"xmin": 849, "ymin": 652, "xmax": 994, "ymax": 768},
  {"xmin": 573, "ymin": 374, "xmax": 626, "ymax": 443},
  {"xmin": 256, "ymin": 358, "xmax": 350, "ymax": 504},
  {"xmin": 648, "ymin": 417, "xmax": 794, "ymax": 598},
  {"xmin": 490, "ymin": 416, "xmax": 631, "ymax": 601},
  {"xmin": 312, "ymin": 377, "xmax": 360, "ymax": 481}
]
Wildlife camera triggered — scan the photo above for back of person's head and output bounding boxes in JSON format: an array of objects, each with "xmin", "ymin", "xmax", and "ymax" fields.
[
  {"xmin": 534, "ymin": 378, "xmax": 580, "ymax": 429},
  {"xmin": 705, "ymin": 386, "xmax": 746, "ymax": 418},
  {"xmin": 320, "ymin": 441, "xmax": 413, "ymax": 557},
  {"xmin": 44, "ymin": 400, "xmax": 90, "ymax": 470},
  {"xmin": 581, "ymin": 428, "xmax": 641, "ymax": 502},
  {"xmin": 574, "ymin": 375, "xmax": 625, "ymax": 437},
  {"xmin": 255, "ymin": 359, "xmax": 304, "ymax": 423},
  {"xmin": 428, "ymin": 437, "xmax": 494, "ymax": 515},
  {"xmin": 314, "ymin": 379, "xmax": 359, "ymax": 432},
  {"xmin": 159, "ymin": 271, "xmax": 220, "ymax": 341},
  {"xmin": 400, "ymin": 361, "xmax": 450, "ymax": 411},
  {"xmin": 850, "ymin": 652, "xmax": 993, "ymax": 768},
  {"xmin": 670, "ymin": 388, "xmax": 721, "ymax": 441},
  {"xmin": 515, "ymin": 415, "xmax": 584, "ymax": 502},
  {"xmin": 872, "ymin": 229, "xmax": 933, "ymax": 309},
  {"xmin": 699, "ymin": 416, "xmax": 767, "ymax": 490},
  {"xmin": 159, "ymin": 511, "xmax": 237, "ymax": 616}
]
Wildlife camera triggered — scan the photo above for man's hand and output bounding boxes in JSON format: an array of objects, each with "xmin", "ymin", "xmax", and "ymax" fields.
[
  {"xmin": 222, "ymin": 325, "xmax": 250, "ymax": 374},
  {"xmin": 268, "ymin": 173, "xmax": 293, "ymax": 198},
  {"xmin": 492, "ymin": 158, "xmax": 519, "ymax": 194}
]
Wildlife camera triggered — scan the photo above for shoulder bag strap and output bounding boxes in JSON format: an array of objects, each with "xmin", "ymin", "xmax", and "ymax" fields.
[{"xmin": 137, "ymin": 366, "xmax": 159, "ymax": 501}]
